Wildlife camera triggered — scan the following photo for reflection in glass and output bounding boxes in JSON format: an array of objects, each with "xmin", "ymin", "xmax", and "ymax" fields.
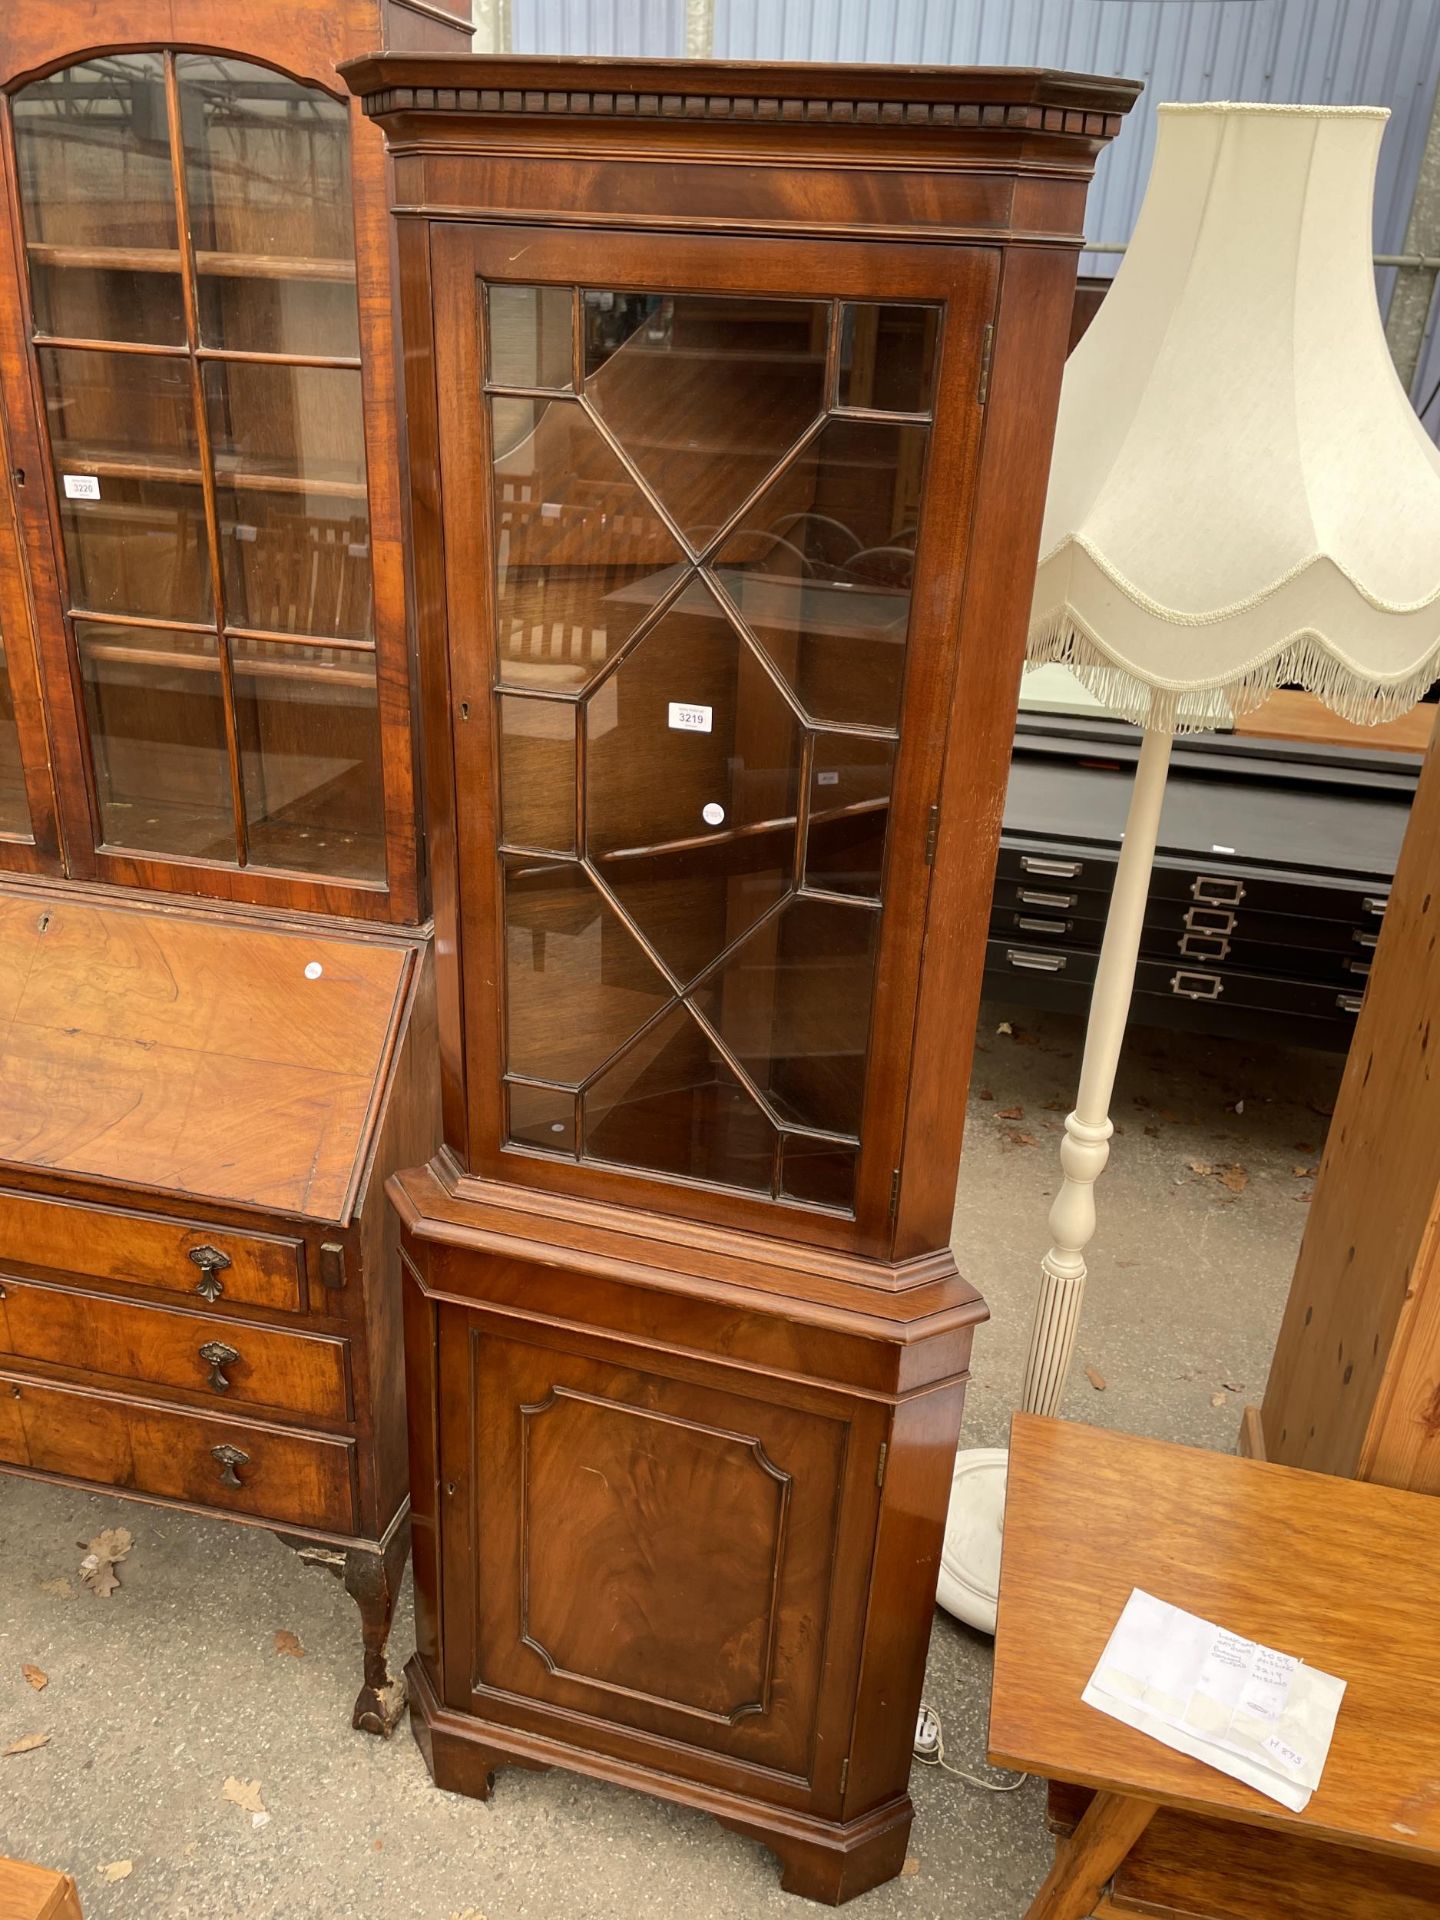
[
  {"xmin": 584, "ymin": 1004, "xmax": 775, "ymax": 1192},
  {"xmin": 712, "ymin": 418, "xmax": 928, "ymax": 730},
  {"xmin": 584, "ymin": 291, "xmax": 828, "ymax": 544},
  {"xmin": 0, "ymin": 633, "xmax": 32, "ymax": 840},
  {"xmin": 489, "ymin": 284, "xmax": 572, "ymax": 390},
  {"xmin": 40, "ymin": 347, "xmax": 212, "ymax": 623},
  {"xmin": 204, "ymin": 361, "xmax": 371, "ymax": 640},
  {"xmin": 506, "ymin": 1080, "xmax": 577, "ymax": 1156},
  {"xmin": 587, "ymin": 582, "xmax": 801, "ymax": 982},
  {"xmin": 179, "ymin": 56, "xmax": 359, "ymax": 358},
  {"xmin": 76, "ymin": 622, "xmax": 232, "ymax": 857},
  {"xmin": 837, "ymin": 304, "xmax": 940, "ymax": 414},
  {"xmin": 499, "ymin": 695, "xmax": 576, "ymax": 852},
  {"xmin": 691, "ymin": 897, "xmax": 878, "ymax": 1139},
  {"xmin": 504, "ymin": 859, "xmax": 671, "ymax": 1086},
  {"xmin": 14, "ymin": 54, "xmax": 185, "ymax": 347},
  {"xmin": 780, "ymin": 1139, "xmax": 857, "ymax": 1213},
  {"xmin": 806, "ymin": 735, "xmax": 895, "ymax": 899},
  {"xmin": 232, "ymin": 638, "xmax": 384, "ymax": 880},
  {"xmin": 492, "ymin": 397, "xmax": 683, "ymax": 692}
]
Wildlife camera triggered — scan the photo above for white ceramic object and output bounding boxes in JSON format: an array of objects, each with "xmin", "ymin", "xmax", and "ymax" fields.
[{"xmin": 934, "ymin": 1448, "xmax": 1008, "ymax": 1634}]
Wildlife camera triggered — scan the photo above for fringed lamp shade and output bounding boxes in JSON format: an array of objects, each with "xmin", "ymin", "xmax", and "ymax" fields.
[{"xmin": 1031, "ymin": 102, "xmax": 1440, "ymax": 733}]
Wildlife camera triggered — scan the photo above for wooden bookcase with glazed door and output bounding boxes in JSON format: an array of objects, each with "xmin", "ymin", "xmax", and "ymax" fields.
[
  {"xmin": 0, "ymin": 0, "xmax": 469, "ymax": 1737},
  {"xmin": 350, "ymin": 55, "xmax": 1137, "ymax": 1897}
]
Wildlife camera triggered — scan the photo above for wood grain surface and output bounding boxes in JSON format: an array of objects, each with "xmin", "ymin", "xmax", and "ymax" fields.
[{"xmin": 990, "ymin": 1414, "xmax": 1440, "ymax": 1866}]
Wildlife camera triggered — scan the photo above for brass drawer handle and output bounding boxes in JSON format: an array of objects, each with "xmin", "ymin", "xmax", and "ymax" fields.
[
  {"xmin": 198, "ymin": 1341, "xmax": 240, "ymax": 1392},
  {"xmin": 1351, "ymin": 929, "xmax": 1379, "ymax": 950},
  {"xmin": 1020, "ymin": 855, "xmax": 1082, "ymax": 879},
  {"xmin": 1362, "ymin": 894, "xmax": 1388, "ymax": 918},
  {"xmin": 211, "ymin": 1443, "xmax": 249, "ymax": 1488},
  {"xmin": 188, "ymin": 1244, "xmax": 231, "ymax": 1303},
  {"xmin": 1337, "ymin": 991, "xmax": 1365, "ymax": 1014},
  {"xmin": 1006, "ymin": 947, "xmax": 1066, "ymax": 973},
  {"xmin": 1018, "ymin": 888, "xmax": 1077, "ymax": 910},
  {"xmin": 1017, "ymin": 915, "xmax": 1070, "ymax": 935}
]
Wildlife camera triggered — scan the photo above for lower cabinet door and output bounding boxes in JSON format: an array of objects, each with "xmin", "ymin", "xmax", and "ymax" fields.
[{"xmin": 437, "ymin": 1312, "xmax": 883, "ymax": 1801}]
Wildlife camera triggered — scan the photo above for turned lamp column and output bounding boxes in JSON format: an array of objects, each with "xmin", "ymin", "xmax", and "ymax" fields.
[{"xmin": 1023, "ymin": 727, "xmax": 1171, "ymax": 1416}]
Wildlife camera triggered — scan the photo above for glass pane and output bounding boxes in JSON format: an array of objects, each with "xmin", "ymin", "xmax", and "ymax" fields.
[
  {"xmin": 837, "ymin": 304, "xmax": 940, "ymax": 414},
  {"xmin": 232, "ymin": 638, "xmax": 384, "ymax": 881},
  {"xmin": 805, "ymin": 735, "xmax": 895, "ymax": 900},
  {"xmin": 493, "ymin": 396, "xmax": 683, "ymax": 692},
  {"xmin": 40, "ymin": 347, "xmax": 212, "ymax": 623},
  {"xmin": 75, "ymin": 621, "xmax": 233, "ymax": 858},
  {"xmin": 586, "ymin": 579, "xmax": 801, "ymax": 984},
  {"xmin": 0, "ymin": 632, "xmax": 33, "ymax": 839},
  {"xmin": 13, "ymin": 55, "xmax": 185, "ymax": 347},
  {"xmin": 489, "ymin": 284, "xmax": 572, "ymax": 389},
  {"xmin": 711, "ymin": 417, "xmax": 927, "ymax": 730},
  {"xmin": 584, "ymin": 1004, "xmax": 776, "ymax": 1193},
  {"xmin": 584, "ymin": 291, "xmax": 828, "ymax": 546},
  {"xmin": 506, "ymin": 1081, "xmax": 576, "ymax": 1156},
  {"xmin": 690, "ymin": 897, "xmax": 878, "ymax": 1138},
  {"xmin": 178, "ymin": 56, "xmax": 359, "ymax": 359},
  {"xmin": 204, "ymin": 361, "xmax": 371, "ymax": 640},
  {"xmin": 504, "ymin": 859, "xmax": 671, "ymax": 1086},
  {"xmin": 780, "ymin": 1139, "xmax": 857, "ymax": 1213},
  {"xmin": 499, "ymin": 695, "xmax": 576, "ymax": 852}
]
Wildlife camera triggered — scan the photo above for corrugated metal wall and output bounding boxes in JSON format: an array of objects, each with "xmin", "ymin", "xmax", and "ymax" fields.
[{"xmin": 503, "ymin": 1, "xmax": 1440, "ymax": 431}]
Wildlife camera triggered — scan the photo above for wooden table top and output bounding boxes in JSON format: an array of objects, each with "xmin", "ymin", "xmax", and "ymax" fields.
[
  {"xmin": 988, "ymin": 1415, "xmax": 1440, "ymax": 1865},
  {"xmin": 0, "ymin": 888, "xmax": 414, "ymax": 1222}
]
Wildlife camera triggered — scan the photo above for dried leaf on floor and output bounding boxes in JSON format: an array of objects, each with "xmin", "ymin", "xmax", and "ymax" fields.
[
  {"xmin": 1143, "ymin": 1122, "xmax": 1161, "ymax": 1138},
  {"xmin": 1002, "ymin": 1128, "xmax": 1037, "ymax": 1148},
  {"xmin": 1292, "ymin": 1164, "xmax": 1317, "ymax": 1178},
  {"xmin": 996, "ymin": 1021, "xmax": 1013, "ymax": 1035},
  {"xmin": 1210, "ymin": 1392, "xmax": 1228, "ymax": 1408},
  {"xmin": 977, "ymin": 1088, "xmax": 994, "ymax": 1101},
  {"xmin": 78, "ymin": 1527, "xmax": 133, "ymax": 1599},
  {"xmin": 1084, "ymin": 1366, "xmax": 1107, "ymax": 1392},
  {"xmin": 1217, "ymin": 1165, "xmax": 1249, "ymax": 1194},
  {"xmin": 273, "ymin": 1631, "xmax": 305, "ymax": 1659},
  {"xmin": 99, "ymin": 1862, "xmax": 133, "ymax": 1884},
  {"xmin": 448, "ymin": 1910, "xmax": 489, "ymax": 1920},
  {"xmin": 21, "ymin": 1665, "xmax": 47, "ymax": 1691},
  {"xmin": 1044, "ymin": 1098, "xmax": 1069, "ymax": 1113},
  {"xmin": 1293, "ymin": 1141, "xmax": 1316, "ymax": 1156},
  {"xmin": 38, "ymin": 1578, "xmax": 73, "ymax": 1599},
  {"xmin": 4, "ymin": 1732, "xmax": 50, "ymax": 1756},
  {"xmin": 900, "ymin": 1858, "xmax": 921, "ymax": 1877},
  {"xmin": 1310, "ymin": 1098, "xmax": 1335, "ymax": 1118},
  {"xmin": 223, "ymin": 1776, "xmax": 267, "ymax": 1819},
  {"xmin": 996, "ymin": 1104, "xmax": 1024, "ymax": 1120},
  {"xmin": 1186, "ymin": 1158, "xmax": 1213, "ymax": 1177}
]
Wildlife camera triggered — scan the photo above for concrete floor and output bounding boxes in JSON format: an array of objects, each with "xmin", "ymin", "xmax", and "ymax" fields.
[{"xmin": 0, "ymin": 1002, "xmax": 1344, "ymax": 1920}]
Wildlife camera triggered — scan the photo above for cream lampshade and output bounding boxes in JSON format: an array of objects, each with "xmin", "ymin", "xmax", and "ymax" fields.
[{"xmin": 938, "ymin": 102, "xmax": 1440, "ymax": 1637}]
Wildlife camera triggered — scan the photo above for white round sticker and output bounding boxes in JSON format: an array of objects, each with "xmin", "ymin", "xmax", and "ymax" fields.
[
  {"xmin": 702, "ymin": 802, "xmax": 725, "ymax": 827},
  {"xmin": 304, "ymin": 962, "xmax": 323, "ymax": 980}
]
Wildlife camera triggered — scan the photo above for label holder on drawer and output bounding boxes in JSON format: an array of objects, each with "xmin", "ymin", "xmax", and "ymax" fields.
[{"xmin": 1171, "ymin": 969, "xmax": 1224, "ymax": 1001}]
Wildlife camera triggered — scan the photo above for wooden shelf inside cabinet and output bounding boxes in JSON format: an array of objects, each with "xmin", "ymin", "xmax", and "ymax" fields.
[
  {"xmin": 50, "ymin": 443, "xmax": 368, "ymax": 502},
  {"xmin": 27, "ymin": 241, "xmax": 357, "ymax": 284},
  {"xmin": 353, "ymin": 47, "xmax": 1137, "ymax": 1906}
]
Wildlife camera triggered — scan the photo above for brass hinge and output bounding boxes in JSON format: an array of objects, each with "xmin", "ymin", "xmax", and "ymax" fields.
[
  {"xmin": 889, "ymin": 1167, "xmax": 901, "ymax": 1221},
  {"xmin": 840, "ymin": 1756, "xmax": 850, "ymax": 1798},
  {"xmin": 924, "ymin": 803, "xmax": 940, "ymax": 866},
  {"xmin": 977, "ymin": 322, "xmax": 995, "ymax": 406},
  {"xmin": 876, "ymin": 1441, "xmax": 888, "ymax": 1489}
]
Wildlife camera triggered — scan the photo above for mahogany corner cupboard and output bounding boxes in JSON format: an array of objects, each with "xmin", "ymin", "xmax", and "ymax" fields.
[
  {"xmin": 349, "ymin": 53, "xmax": 1138, "ymax": 1901},
  {"xmin": 0, "ymin": 0, "xmax": 468, "ymax": 1735}
]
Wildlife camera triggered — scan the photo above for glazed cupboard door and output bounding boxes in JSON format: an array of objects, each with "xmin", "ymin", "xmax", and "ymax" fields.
[
  {"xmin": 436, "ymin": 1307, "xmax": 886, "ymax": 1811},
  {"xmin": 431, "ymin": 223, "xmax": 998, "ymax": 1254},
  {"xmin": 0, "ymin": 391, "xmax": 59, "ymax": 872},
  {"xmin": 0, "ymin": 52, "xmax": 417, "ymax": 918}
]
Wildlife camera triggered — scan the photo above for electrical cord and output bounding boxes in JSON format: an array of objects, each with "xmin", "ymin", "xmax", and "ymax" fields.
[{"xmin": 913, "ymin": 1703, "xmax": 1029, "ymax": 1794}]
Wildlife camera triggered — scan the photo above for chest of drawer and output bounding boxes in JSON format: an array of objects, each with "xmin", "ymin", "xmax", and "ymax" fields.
[
  {"xmin": 0, "ymin": 1189, "xmax": 304, "ymax": 1312},
  {"xmin": 0, "ymin": 1371, "xmax": 355, "ymax": 1533},
  {"xmin": 0, "ymin": 1276, "xmax": 348, "ymax": 1422}
]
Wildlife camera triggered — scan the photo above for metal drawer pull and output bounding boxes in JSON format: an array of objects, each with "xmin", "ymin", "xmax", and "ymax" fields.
[
  {"xmin": 1346, "ymin": 958, "xmax": 1371, "ymax": 977},
  {"xmin": 1362, "ymin": 895, "xmax": 1389, "ymax": 918},
  {"xmin": 1351, "ymin": 930, "xmax": 1379, "ymax": 950},
  {"xmin": 1017, "ymin": 915, "xmax": 1070, "ymax": 935},
  {"xmin": 211, "ymin": 1443, "xmax": 249, "ymax": 1488},
  {"xmin": 1020, "ymin": 855, "xmax": 1083, "ymax": 879},
  {"xmin": 1006, "ymin": 948, "xmax": 1067, "ymax": 972},
  {"xmin": 1190, "ymin": 875, "xmax": 1245, "ymax": 907},
  {"xmin": 1171, "ymin": 969, "xmax": 1223, "ymax": 1001},
  {"xmin": 1018, "ymin": 888, "xmax": 1077, "ymax": 910},
  {"xmin": 1183, "ymin": 905, "xmax": 1236, "ymax": 934},
  {"xmin": 198, "ymin": 1341, "xmax": 240, "ymax": 1392},
  {"xmin": 1337, "ymin": 992, "xmax": 1365, "ymax": 1014},
  {"xmin": 1179, "ymin": 931, "xmax": 1231, "ymax": 961},
  {"xmin": 188, "ymin": 1245, "xmax": 231, "ymax": 1303}
]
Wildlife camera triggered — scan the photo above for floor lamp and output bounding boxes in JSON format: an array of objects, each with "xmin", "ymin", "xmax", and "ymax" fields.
[{"xmin": 938, "ymin": 100, "xmax": 1440, "ymax": 1635}]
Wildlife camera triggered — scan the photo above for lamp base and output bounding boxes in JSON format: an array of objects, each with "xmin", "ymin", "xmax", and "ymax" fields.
[{"xmin": 934, "ymin": 1447, "xmax": 1009, "ymax": 1635}]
